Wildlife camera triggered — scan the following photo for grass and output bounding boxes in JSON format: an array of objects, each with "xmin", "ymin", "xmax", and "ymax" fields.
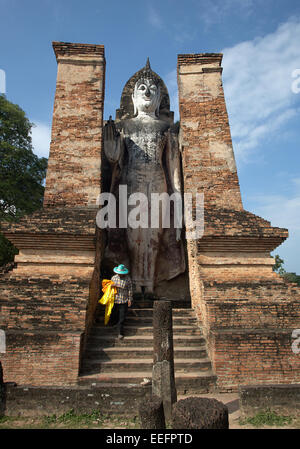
[
  {"xmin": 0, "ymin": 409, "xmax": 140, "ymax": 429},
  {"xmin": 239, "ymin": 409, "xmax": 294, "ymax": 428},
  {"xmin": 1, "ymin": 408, "xmax": 299, "ymax": 429},
  {"xmin": 42, "ymin": 408, "xmax": 104, "ymax": 427}
]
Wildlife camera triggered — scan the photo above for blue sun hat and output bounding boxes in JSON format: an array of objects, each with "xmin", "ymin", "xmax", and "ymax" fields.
[{"xmin": 113, "ymin": 264, "xmax": 129, "ymax": 275}]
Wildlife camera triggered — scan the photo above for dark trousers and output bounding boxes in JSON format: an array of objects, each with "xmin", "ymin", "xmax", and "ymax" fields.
[{"xmin": 113, "ymin": 303, "xmax": 128, "ymax": 335}]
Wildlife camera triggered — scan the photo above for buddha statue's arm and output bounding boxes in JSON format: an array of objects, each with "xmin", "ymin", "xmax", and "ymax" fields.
[
  {"xmin": 165, "ymin": 129, "xmax": 182, "ymax": 194},
  {"xmin": 103, "ymin": 117, "xmax": 124, "ymax": 164},
  {"xmin": 165, "ymin": 129, "xmax": 183, "ymax": 241}
]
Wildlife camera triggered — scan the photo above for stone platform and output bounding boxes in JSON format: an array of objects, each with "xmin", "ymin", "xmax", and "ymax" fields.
[{"xmin": 0, "ymin": 207, "xmax": 102, "ymax": 387}]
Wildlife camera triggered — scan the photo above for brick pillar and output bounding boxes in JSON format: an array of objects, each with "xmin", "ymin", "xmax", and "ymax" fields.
[
  {"xmin": 0, "ymin": 42, "xmax": 106, "ymax": 387},
  {"xmin": 176, "ymin": 53, "xmax": 300, "ymax": 391},
  {"xmin": 44, "ymin": 42, "xmax": 105, "ymax": 208},
  {"xmin": 177, "ymin": 53, "xmax": 243, "ymax": 210}
]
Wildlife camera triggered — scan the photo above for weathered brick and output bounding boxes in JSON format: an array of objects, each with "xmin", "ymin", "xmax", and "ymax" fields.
[
  {"xmin": 177, "ymin": 53, "xmax": 300, "ymax": 390},
  {"xmin": 0, "ymin": 42, "xmax": 106, "ymax": 387},
  {"xmin": 43, "ymin": 42, "xmax": 105, "ymax": 208}
]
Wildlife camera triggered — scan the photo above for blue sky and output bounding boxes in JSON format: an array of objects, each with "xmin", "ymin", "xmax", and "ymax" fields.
[{"xmin": 1, "ymin": 0, "xmax": 300, "ymax": 273}]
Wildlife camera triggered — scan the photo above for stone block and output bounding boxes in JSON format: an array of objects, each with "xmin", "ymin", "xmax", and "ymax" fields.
[
  {"xmin": 172, "ymin": 397, "xmax": 228, "ymax": 429},
  {"xmin": 239, "ymin": 384, "xmax": 300, "ymax": 417},
  {"xmin": 139, "ymin": 395, "xmax": 166, "ymax": 429}
]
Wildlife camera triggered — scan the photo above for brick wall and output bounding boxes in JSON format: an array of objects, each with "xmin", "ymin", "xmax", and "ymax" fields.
[
  {"xmin": 188, "ymin": 247, "xmax": 300, "ymax": 390},
  {"xmin": 177, "ymin": 53, "xmax": 242, "ymax": 210},
  {"xmin": 2, "ymin": 208, "xmax": 98, "ymax": 278},
  {"xmin": 239, "ymin": 384, "xmax": 300, "ymax": 416},
  {"xmin": 0, "ymin": 273, "xmax": 91, "ymax": 386},
  {"xmin": 210, "ymin": 330, "xmax": 300, "ymax": 390},
  {"xmin": 0, "ymin": 41, "xmax": 106, "ymax": 387},
  {"xmin": 0, "ymin": 276, "xmax": 90, "ymax": 331},
  {"xmin": 4, "ymin": 383, "xmax": 152, "ymax": 416},
  {"xmin": 43, "ymin": 42, "xmax": 105, "ymax": 208},
  {"xmin": 2, "ymin": 331, "xmax": 82, "ymax": 386},
  {"xmin": 178, "ymin": 53, "xmax": 300, "ymax": 390},
  {"xmin": 0, "ymin": 207, "xmax": 105, "ymax": 386},
  {"xmin": 203, "ymin": 281, "xmax": 300, "ymax": 389}
]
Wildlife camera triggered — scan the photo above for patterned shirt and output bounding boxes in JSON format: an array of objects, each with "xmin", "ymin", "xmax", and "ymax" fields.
[{"xmin": 111, "ymin": 274, "xmax": 133, "ymax": 304}]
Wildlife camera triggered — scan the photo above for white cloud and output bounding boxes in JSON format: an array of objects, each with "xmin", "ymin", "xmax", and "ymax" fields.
[
  {"xmin": 248, "ymin": 177, "xmax": 300, "ymax": 273},
  {"xmin": 0, "ymin": 69, "xmax": 6, "ymax": 94},
  {"xmin": 222, "ymin": 18, "xmax": 300, "ymax": 162},
  {"xmin": 31, "ymin": 121, "xmax": 51, "ymax": 158},
  {"xmin": 148, "ymin": 4, "xmax": 163, "ymax": 29},
  {"xmin": 253, "ymin": 193, "xmax": 300, "ymax": 232},
  {"xmin": 199, "ymin": 0, "xmax": 255, "ymax": 27},
  {"xmin": 164, "ymin": 18, "xmax": 300, "ymax": 146},
  {"xmin": 163, "ymin": 19, "xmax": 300, "ymax": 272}
]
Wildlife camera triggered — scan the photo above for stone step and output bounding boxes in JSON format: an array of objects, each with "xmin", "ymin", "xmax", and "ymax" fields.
[
  {"xmin": 122, "ymin": 316, "xmax": 197, "ymax": 325},
  {"xmin": 131, "ymin": 300, "xmax": 192, "ymax": 309},
  {"xmin": 96, "ymin": 304, "xmax": 192, "ymax": 318},
  {"xmin": 95, "ymin": 311, "xmax": 196, "ymax": 324},
  {"xmin": 94, "ymin": 317, "xmax": 197, "ymax": 327},
  {"xmin": 77, "ymin": 371, "xmax": 217, "ymax": 394},
  {"xmin": 86, "ymin": 334, "xmax": 206, "ymax": 347},
  {"xmin": 79, "ymin": 301, "xmax": 216, "ymax": 394},
  {"xmin": 97, "ymin": 307, "xmax": 194, "ymax": 316},
  {"xmin": 84, "ymin": 345, "xmax": 208, "ymax": 360},
  {"xmin": 81, "ymin": 357, "xmax": 212, "ymax": 373},
  {"xmin": 90, "ymin": 325, "xmax": 202, "ymax": 336},
  {"xmin": 81, "ymin": 300, "xmax": 217, "ymax": 394}
]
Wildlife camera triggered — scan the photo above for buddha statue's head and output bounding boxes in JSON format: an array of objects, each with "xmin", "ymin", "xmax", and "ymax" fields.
[
  {"xmin": 132, "ymin": 58, "xmax": 161, "ymax": 118},
  {"xmin": 116, "ymin": 58, "xmax": 173, "ymax": 123}
]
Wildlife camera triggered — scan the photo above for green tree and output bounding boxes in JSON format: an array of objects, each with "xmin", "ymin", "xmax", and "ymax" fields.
[
  {"xmin": 282, "ymin": 271, "xmax": 300, "ymax": 285},
  {"xmin": 0, "ymin": 94, "xmax": 48, "ymax": 266},
  {"xmin": 273, "ymin": 254, "xmax": 286, "ymax": 275},
  {"xmin": 273, "ymin": 254, "xmax": 300, "ymax": 286}
]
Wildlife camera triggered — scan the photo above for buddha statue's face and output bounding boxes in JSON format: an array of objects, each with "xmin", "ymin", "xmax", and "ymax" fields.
[{"xmin": 132, "ymin": 78, "xmax": 161, "ymax": 117}]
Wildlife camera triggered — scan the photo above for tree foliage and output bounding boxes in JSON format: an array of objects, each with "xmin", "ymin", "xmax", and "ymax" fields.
[
  {"xmin": 273, "ymin": 254, "xmax": 300, "ymax": 286},
  {"xmin": 273, "ymin": 254, "xmax": 286, "ymax": 275},
  {"xmin": 0, "ymin": 94, "xmax": 48, "ymax": 266}
]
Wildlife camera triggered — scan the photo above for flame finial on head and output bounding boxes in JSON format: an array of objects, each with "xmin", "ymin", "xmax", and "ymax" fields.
[
  {"xmin": 138, "ymin": 57, "xmax": 159, "ymax": 86},
  {"xmin": 142, "ymin": 57, "xmax": 152, "ymax": 78}
]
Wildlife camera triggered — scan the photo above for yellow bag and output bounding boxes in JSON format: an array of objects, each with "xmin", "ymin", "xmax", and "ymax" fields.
[{"xmin": 99, "ymin": 279, "xmax": 116, "ymax": 325}]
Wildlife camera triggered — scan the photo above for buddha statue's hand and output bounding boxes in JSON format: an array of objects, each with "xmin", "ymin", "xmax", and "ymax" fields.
[
  {"xmin": 176, "ymin": 227, "xmax": 182, "ymax": 242},
  {"xmin": 103, "ymin": 116, "xmax": 122, "ymax": 163},
  {"xmin": 172, "ymin": 189, "xmax": 182, "ymax": 242}
]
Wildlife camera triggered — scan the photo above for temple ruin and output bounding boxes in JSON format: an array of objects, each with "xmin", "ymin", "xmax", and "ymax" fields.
[{"xmin": 0, "ymin": 42, "xmax": 299, "ymax": 396}]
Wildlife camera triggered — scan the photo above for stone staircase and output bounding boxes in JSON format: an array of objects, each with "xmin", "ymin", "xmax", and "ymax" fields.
[{"xmin": 78, "ymin": 300, "xmax": 217, "ymax": 394}]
